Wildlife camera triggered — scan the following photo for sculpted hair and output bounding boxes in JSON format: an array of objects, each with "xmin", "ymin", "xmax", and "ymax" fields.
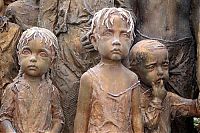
[
  {"xmin": 130, "ymin": 39, "xmax": 167, "ymax": 69},
  {"xmin": 17, "ymin": 27, "xmax": 59, "ymax": 59},
  {"xmin": 90, "ymin": 7, "xmax": 136, "ymax": 41}
]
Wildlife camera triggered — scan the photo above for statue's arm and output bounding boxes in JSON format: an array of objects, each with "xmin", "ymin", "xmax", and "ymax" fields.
[
  {"xmin": 132, "ymin": 84, "xmax": 144, "ymax": 133},
  {"xmin": 74, "ymin": 72, "xmax": 93, "ymax": 133},
  {"xmin": 50, "ymin": 86, "xmax": 65, "ymax": 133},
  {"xmin": 169, "ymin": 92, "xmax": 200, "ymax": 118}
]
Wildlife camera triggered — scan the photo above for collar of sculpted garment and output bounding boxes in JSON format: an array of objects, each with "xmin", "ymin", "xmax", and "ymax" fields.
[
  {"xmin": 140, "ymin": 82, "xmax": 152, "ymax": 95},
  {"xmin": 89, "ymin": 66, "xmax": 140, "ymax": 97},
  {"xmin": 12, "ymin": 74, "xmax": 51, "ymax": 93}
]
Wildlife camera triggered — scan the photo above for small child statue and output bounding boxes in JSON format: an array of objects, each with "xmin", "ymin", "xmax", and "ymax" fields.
[
  {"xmin": 74, "ymin": 7, "xmax": 143, "ymax": 133},
  {"xmin": 0, "ymin": 27, "xmax": 64, "ymax": 133},
  {"xmin": 130, "ymin": 40, "xmax": 200, "ymax": 133}
]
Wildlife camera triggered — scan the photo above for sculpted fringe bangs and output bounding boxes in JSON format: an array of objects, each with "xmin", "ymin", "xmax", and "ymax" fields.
[
  {"xmin": 90, "ymin": 7, "xmax": 136, "ymax": 40},
  {"xmin": 17, "ymin": 27, "xmax": 59, "ymax": 58}
]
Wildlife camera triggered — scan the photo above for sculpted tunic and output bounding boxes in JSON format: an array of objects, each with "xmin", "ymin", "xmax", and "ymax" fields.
[
  {"xmin": 0, "ymin": 77, "xmax": 64, "ymax": 133},
  {"xmin": 140, "ymin": 86, "xmax": 200, "ymax": 133},
  {"xmin": 87, "ymin": 68, "xmax": 137, "ymax": 133}
]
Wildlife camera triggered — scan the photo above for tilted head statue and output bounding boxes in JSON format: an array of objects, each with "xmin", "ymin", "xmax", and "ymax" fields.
[{"xmin": 130, "ymin": 39, "xmax": 169, "ymax": 87}]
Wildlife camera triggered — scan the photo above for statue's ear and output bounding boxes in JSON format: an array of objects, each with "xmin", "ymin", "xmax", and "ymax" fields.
[{"xmin": 90, "ymin": 34, "xmax": 98, "ymax": 51}]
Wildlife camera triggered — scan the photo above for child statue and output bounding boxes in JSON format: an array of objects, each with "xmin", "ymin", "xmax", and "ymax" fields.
[
  {"xmin": 130, "ymin": 40, "xmax": 200, "ymax": 133},
  {"xmin": 74, "ymin": 7, "xmax": 143, "ymax": 133},
  {"xmin": 38, "ymin": 1, "xmax": 135, "ymax": 132},
  {"xmin": 0, "ymin": 27, "xmax": 64, "ymax": 133}
]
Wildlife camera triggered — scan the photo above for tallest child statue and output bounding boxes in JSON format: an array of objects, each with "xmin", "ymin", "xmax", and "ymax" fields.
[{"xmin": 74, "ymin": 7, "xmax": 143, "ymax": 133}]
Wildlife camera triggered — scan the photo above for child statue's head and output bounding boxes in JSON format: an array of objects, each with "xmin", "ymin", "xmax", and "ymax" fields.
[
  {"xmin": 17, "ymin": 27, "xmax": 59, "ymax": 78},
  {"xmin": 130, "ymin": 40, "xmax": 169, "ymax": 87},
  {"xmin": 90, "ymin": 7, "xmax": 136, "ymax": 62}
]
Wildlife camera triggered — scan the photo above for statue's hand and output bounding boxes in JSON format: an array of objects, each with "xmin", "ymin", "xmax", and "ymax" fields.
[
  {"xmin": 152, "ymin": 80, "xmax": 167, "ymax": 102},
  {"xmin": 81, "ymin": 31, "xmax": 96, "ymax": 52}
]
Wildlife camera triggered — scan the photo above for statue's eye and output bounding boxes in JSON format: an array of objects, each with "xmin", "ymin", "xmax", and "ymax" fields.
[
  {"xmin": 121, "ymin": 32, "xmax": 130, "ymax": 38},
  {"xmin": 39, "ymin": 51, "xmax": 48, "ymax": 57},
  {"xmin": 145, "ymin": 65, "xmax": 155, "ymax": 70},
  {"xmin": 22, "ymin": 49, "xmax": 31, "ymax": 55},
  {"xmin": 102, "ymin": 30, "xmax": 113, "ymax": 36},
  {"xmin": 162, "ymin": 62, "xmax": 169, "ymax": 68}
]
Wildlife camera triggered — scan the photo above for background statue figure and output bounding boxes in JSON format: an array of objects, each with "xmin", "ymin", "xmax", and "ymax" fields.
[
  {"xmin": 130, "ymin": 39, "xmax": 200, "ymax": 133},
  {"xmin": 0, "ymin": 0, "xmax": 21, "ymax": 104},
  {"xmin": 130, "ymin": 0, "xmax": 199, "ymax": 132},
  {"xmin": 5, "ymin": 0, "xmax": 39, "ymax": 30}
]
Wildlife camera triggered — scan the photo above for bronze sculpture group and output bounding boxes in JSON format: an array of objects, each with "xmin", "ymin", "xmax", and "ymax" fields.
[{"xmin": 0, "ymin": 0, "xmax": 199, "ymax": 132}]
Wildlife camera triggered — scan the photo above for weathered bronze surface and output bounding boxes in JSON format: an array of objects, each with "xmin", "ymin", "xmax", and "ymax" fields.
[
  {"xmin": 131, "ymin": 1, "xmax": 199, "ymax": 132},
  {"xmin": 0, "ymin": 27, "xmax": 64, "ymax": 133},
  {"xmin": 0, "ymin": 0, "xmax": 21, "ymax": 104},
  {"xmin": 5, "ymin": 0, "xmax": 39, "ymax": 30},
  {"xmin": 130, "ymin": 40, "xmax": 200, "ymax": 133},
  {"xmin": 38, "ymin": 1, "xmax": 134, "ymax": 132},
  {"xmin": 74, "ymin": 7, "xmax": 143, "ymax": 133},
  {"xmin": 0, "ymin": 0, "xmax": 199, "ymax": 133}
]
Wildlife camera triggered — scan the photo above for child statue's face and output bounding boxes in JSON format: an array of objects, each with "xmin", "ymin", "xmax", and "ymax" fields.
[
  {"xmin": 19, "ymin": 37, "xmax": 53, "ymax": 77},
  {"xmin": 92, "ymin": 14, "xmax": 132, "ymax": 61},
  {"xmin": 138, "ymin": 48, "xmax": 169, "ymax": 87}
]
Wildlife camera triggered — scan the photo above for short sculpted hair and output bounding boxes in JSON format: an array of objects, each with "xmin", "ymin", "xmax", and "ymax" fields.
[
  {"xmin": 130, "ymin": 39, "xmax": 167, "ymax": 69},
  {"xmin": 90, "ymin": 7, "xmax": 136, "ymax": 41},
  {"xmin": 17, "ymin": 27, "xmax": 59, "ymax": 60}
]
